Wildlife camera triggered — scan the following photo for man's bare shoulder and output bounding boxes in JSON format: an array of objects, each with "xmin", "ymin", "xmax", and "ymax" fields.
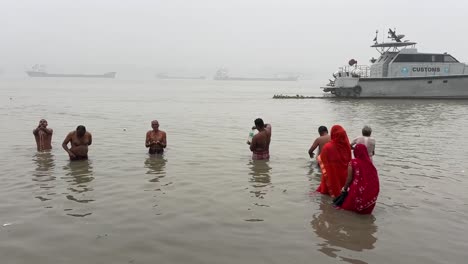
[
  {"xmin": 318, "ymin": 135, "xmax": 331, "ymax": 143},
  {"xmin": 253, "ymin": 131, "xmax": 265, "ymax": 139},
  {"xmin": 63, "ymin": 131, "xmax": 74, "ymax": 142}
]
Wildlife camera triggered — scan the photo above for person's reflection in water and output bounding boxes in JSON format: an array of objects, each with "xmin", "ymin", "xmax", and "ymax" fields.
[
  {"xmin": 144, "ymin": 154, "xmax": 167, "ymax": 183},
  {"xmin": 311, "ymin": 196, "xmax": 377, "ymax": 264},
  {"xmin": 248, "ymin": 160, "xmax": 272, "ymax": 199},
  {"xmin": 62, "ymin": 159, "xmax": 94, "ymax": 217},
  {"xmin": 245, "ymin": 160, "xmax": 272, "ymax": 222},
  {"xmin": 144, "ymin": 155, "xmax": 168, "ymax": 214},
  {"xmin": 32, "ymin": 151, "xmax": 56, "ymax": 203}
]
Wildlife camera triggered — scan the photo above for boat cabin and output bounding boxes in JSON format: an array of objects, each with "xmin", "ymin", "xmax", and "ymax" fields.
[{"xmin": 369, "ymin": 48, "xmax": 467, "ymax": 78}]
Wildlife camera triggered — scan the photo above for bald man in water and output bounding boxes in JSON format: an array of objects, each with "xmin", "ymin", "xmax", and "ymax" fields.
[
  {"xmin": 145, "ymin": 120, "xmax": 167, "ymax": 154},
  {"xmin": 33, "ymin": 119, "xmax": 53, "ymax": 151},
  {"xmin": 62, "ymin": 125, "xmax": 92, "ymax": 160}
]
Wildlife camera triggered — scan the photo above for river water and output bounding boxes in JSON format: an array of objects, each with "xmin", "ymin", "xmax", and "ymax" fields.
[{"xmin": 1, "ymin": 78, "xmax": 467, "ymax": 264}]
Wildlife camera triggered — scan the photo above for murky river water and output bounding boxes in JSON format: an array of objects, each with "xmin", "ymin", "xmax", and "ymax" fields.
[{"xmin": 1, "ymin": 78, "xmax": 467, "ymax": 264}]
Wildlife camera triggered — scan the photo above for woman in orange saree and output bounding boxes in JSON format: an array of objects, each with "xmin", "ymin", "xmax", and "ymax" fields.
[{"xmin": 317, "ymin": 125, "xmax": 351, "ymax": 198}]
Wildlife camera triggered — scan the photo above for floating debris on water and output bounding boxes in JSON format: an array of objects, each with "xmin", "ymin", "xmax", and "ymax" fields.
[
  {"xmin": 244, "ymin": 218, "xmax": 264, "ymax": 222},
  {"xmin": 273, "ymin": 94, "xmax": 322, "ymax": 99}
]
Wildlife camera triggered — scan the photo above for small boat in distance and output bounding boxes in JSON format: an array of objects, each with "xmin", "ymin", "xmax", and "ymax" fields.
[
  {"xmin": 26, "ymin": 65, "xmax": 116, "ymax": 78},
  {"xmin": 156, "ymin": 73, "xmax": 206, "ymax": 80},
  {"xmin": 214, "ymin": 68, "xmax": 299, "ymax": 81},
  {"xmin": 322, "ymin": 29, "xmax": 468, "ymax": 98}
]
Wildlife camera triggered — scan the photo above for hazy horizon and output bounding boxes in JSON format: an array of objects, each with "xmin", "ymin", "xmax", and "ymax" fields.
[{"xmin": 1, "ymin": 0, "xmax": 467, "ymax": 78}]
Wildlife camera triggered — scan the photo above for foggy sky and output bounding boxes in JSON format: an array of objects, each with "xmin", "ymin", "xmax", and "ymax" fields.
[{"xmin": 1, "ymin": 0, "xmax": 467, "ymax": 77}]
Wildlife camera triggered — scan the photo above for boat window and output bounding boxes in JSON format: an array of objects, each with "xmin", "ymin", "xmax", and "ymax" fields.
[
  {"xmin": 433, "ymin": 55, "xmax": 444, "ymax": 62},
  {"xmin": 444, "ymin": 55, "xmax": 458, "ymax": 62},
  {"xmin": 394, "ymin": 54, "xmax": 432, "ymax": 62}
]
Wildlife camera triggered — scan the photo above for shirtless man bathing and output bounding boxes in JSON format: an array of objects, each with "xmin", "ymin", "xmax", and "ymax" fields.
[
  {"xmin": 308, "ymin": 126, "xmax": 331, "ymax": 159},
  {"xmin": 33, "ymin": 119, "xmax": 53, "ymax": 151},
  {"xmin": 145, "ymin": 120, "xmax": 167, "ymax": 154},
  {"xmin": 62, "ymin": 125, "xmax": 92, "ymax": 160},
  {"xmin": 248, "ymin": 118, "xmax": 272, "ymax": 160}
]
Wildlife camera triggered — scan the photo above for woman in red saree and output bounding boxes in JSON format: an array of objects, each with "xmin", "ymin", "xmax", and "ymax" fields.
[
  {"xmin": 339, "ymin": 144, "xmax": 380, "ymax": 214},
  {"xmin": 317, "ymin": 125, "xmax": 351, "ymax": 198}
]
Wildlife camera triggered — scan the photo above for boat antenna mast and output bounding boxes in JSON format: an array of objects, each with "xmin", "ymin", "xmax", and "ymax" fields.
[
  {"xmin": 373, "ymin": 30, "xmax": 378, "ymax": 45},
  {"xmin": 372, "ymin": 28, "xmax": 415, "ymax": 54},
  {"xmin": 373, "ymin": 29, "xmax": 388, "ymax": 55}
]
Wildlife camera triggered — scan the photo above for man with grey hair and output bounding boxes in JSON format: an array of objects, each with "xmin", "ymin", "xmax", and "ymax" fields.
[
  {"xmin": 145, "ymin": 120, "xmax": 167, "ymax": 155},
  {"xmin": 351, "ymin": 125, "xmax": 375, "ymax": 160}
]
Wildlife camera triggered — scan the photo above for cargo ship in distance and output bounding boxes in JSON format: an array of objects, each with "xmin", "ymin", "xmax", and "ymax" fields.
[
  {"xmin": 214, "ymin": 68, "xmax": 299, "ymax": 81},
  {"xmin": 26, "ymin": 65, "xmax": 116, "ymax": 78}
]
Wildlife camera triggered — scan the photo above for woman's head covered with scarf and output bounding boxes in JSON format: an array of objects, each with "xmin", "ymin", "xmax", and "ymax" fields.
[{"xmin": 330, "ymin": 125, "xmax": 351, "ymax": 165}]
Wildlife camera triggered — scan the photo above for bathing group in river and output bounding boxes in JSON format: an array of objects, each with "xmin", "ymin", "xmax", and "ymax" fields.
[
  {"xmin": 33, "ymin": 118, "xmax": 379, "ymax": 214},
  {"xmin": 309, "ymin": 125, "xmax": 379, "ymax": 214}
]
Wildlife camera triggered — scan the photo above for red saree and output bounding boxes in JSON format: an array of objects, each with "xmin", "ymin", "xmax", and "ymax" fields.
[
  {"xmin": 317, "ymin": 125, "xmax": 351, "ymax": 197},
  {"xmin": 339, "ymin": 144, "xmax": 380, "ymax": 214}
]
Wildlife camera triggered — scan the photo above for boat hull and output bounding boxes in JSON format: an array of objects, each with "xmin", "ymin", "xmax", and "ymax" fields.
[
  {"xmin": 26, "ymin": 71, "xmax": 116, "ymax": 78},
  {"xmin": 323, "ymin": 75, "xmax": 468, "ymax": 98}
]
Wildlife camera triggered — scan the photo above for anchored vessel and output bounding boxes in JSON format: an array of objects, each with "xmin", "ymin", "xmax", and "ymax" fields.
[
  {"xmin": 26, "ymin": 65, "xmax": 116, "ymax": 78},
  {"xmin": 322, "ymin": 29, "xmax": 468, "ymax": 98},
  {"xmin": 214, "ymin": 68, "xmax": 298, "ymax": 81}
]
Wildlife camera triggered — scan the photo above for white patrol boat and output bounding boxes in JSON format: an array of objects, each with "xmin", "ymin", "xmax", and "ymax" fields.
[{"xmin": 322, "ymin": 29, "xmax": 468, "ymax": 98}]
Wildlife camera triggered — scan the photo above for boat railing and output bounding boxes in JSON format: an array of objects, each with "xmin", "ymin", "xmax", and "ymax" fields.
[{"xmin": 335, "ymin": 65, "xmax": 370, "ymax": 78}]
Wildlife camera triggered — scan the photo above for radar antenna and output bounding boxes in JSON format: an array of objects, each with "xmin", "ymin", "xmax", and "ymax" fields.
[
  {"xmin": 371, "ymin": 28, "xmax": 416, "ymax": 54},
  {"xmin": 388, "ymin": 28, "xmax": 405, "ymax": 42}
]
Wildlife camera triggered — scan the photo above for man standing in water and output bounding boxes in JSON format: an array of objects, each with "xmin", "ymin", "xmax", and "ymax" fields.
[
  {"xmin": 145, "ymin": 120, "xmax": 167, "ymax": 154},
  {"xmin": 62, "ymin": 125, "xmax": 92, "ymax": 160},
  {"xmin": 248, "ymin": 118, "xmax": 272, "ymax": 160},
  {"xmin": 308, "ymin": 126, "xmax": 331, "ymax": 159},
  {"xmin": 351, "ymin": 125, "xmax": 375, "ymax": 160},
  {"xmin": 33, "ymin": 119, "xmax": 53, "ymax": 151}
]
